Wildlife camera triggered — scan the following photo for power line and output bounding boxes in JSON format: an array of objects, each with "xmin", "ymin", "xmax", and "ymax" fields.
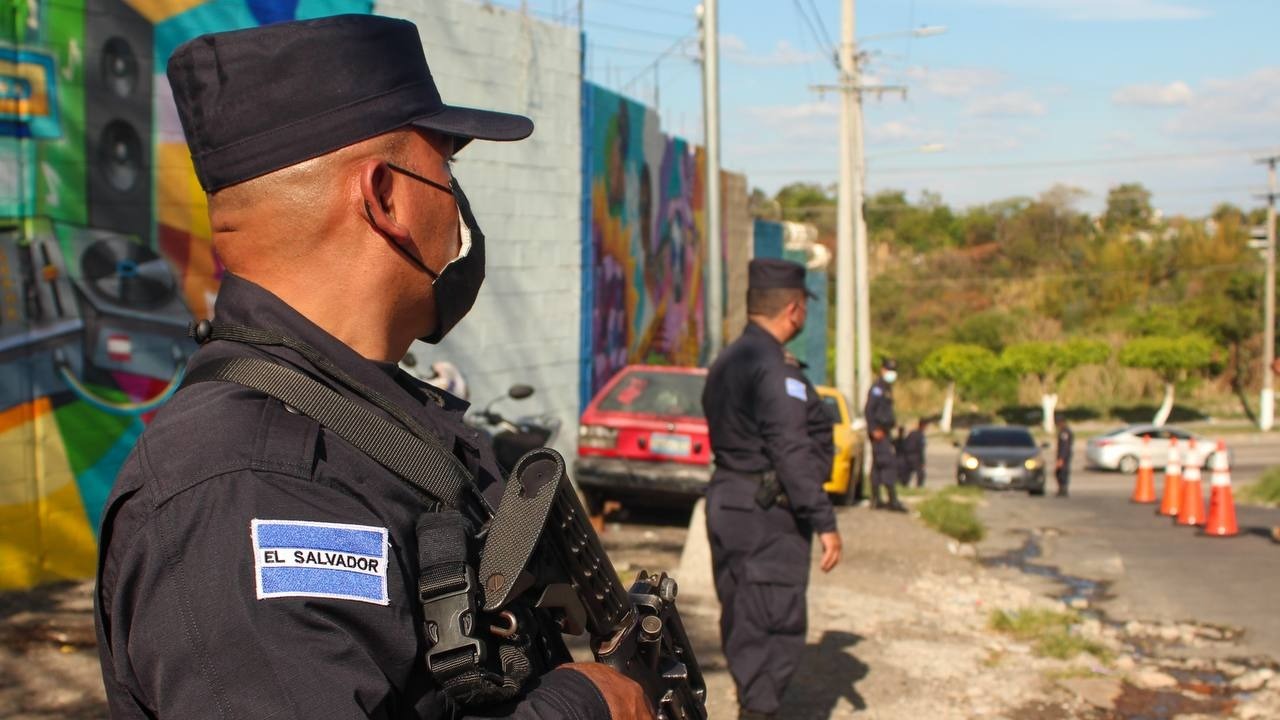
[
  {"xmin": 791, "ymin": 0, "xmax": 834, "ymax": 66},
  {"xmin": 585, "ymin": 18, "xmax": 692, "ymax": 40},
  {"xmin": 805, "ymin": 0, "xmax": 836, "ymax": 57},
  {"xmin": 618, "ymin": 28, "xmax": 699, "ymax": 92},
  {"xmin": 588, "ymin": 0, "xmax": 691, "ymax": 19}
]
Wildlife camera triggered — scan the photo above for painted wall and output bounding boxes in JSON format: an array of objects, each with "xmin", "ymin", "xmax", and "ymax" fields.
[
  {"xmin": 581, "ymin": 83, "xmax": 708, "ymax": 404},
  {"xmin": 0, "ymin": 0, "xmax": 580, "ymax": 589}
]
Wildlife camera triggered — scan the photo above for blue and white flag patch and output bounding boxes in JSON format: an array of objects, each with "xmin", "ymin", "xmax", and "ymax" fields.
[
  {"xmin": 785, "ymin": 377, "xmax": 807, "ymax": 401},
  {"xmin": 251, "ymin": 519, "xmax": 390, "ymax": 605}
]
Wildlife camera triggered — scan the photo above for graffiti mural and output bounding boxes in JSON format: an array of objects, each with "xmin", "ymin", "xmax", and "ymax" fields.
[
  {"xmin": 0, "ymin": 0, "xmax": 369, "ymax": 590},
  {"xmin": 581, "ymin": 83, "xmax": 708, "ymax": 402}
]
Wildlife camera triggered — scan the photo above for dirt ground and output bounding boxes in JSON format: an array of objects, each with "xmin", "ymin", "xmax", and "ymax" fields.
[{"xmin": 1, "ymin": 501, "xmax": 1276, "ymax": 719}]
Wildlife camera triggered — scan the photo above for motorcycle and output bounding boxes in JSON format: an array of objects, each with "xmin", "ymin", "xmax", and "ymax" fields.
[{"xmin": 467, "ymin": 384, "xmax": 561, "ymax": 474}]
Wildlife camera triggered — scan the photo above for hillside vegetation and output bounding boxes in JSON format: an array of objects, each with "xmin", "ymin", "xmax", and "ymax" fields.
[{"xmin": 754, "ymin": 182, "xmax": 1269, "ymax": 425}]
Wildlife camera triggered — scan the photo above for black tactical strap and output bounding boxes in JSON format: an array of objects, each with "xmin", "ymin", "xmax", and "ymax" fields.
[
  {"xmin": 183, "ymin": 356, "xmax": 489, "ymax": 519},
  {"xmin": 189, "ymin": 320, "xmax": 450, "ymax": 450}
]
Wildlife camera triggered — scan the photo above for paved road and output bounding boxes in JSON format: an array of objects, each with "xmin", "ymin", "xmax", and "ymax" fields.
[{"xmin": 923, "ymin": 433, "xmax": 1280, "ymax": 658}]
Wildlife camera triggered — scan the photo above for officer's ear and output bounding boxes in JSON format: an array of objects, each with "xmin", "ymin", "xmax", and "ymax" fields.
[{"xmin": 359, "ymin": 159, "xmax": 413, "ymax": 246}]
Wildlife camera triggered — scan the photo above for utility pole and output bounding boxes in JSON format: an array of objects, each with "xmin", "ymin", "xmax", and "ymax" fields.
[
  {"xmin": 1260, "ymin": 154, "xmax": 1278, "ymax": 431},
  {"xmin": 813, "ymin": 0, "xmax": 907, "ymax": 416},
  {"xmin": 700, "ymin": 0, "xmax": 723, "ymax": 356},
  {"xmin": 833, "ymin": 0, "xmax": 857, "ymax": 413}
]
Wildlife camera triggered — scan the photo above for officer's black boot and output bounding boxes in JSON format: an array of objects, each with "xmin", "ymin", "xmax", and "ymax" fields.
[
  {"xmin": 739, "ymin": 711, "xmax": 775, "ymax": 720},
  {"xmin": 886, "ymin": 483, "xmax": 908, "ymax": 513}
]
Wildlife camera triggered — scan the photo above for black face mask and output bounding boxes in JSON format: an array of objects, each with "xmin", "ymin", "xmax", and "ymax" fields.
[
  {"xmin": 422, "ymin": 178, "xmax": 484, "ymax": 344},
  {"xmin": 383, "ymin": 164, "xmax": 485, "ymax": 344}
]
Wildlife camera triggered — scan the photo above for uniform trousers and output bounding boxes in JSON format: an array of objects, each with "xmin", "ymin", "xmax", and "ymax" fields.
[{"xmin": 706, "ymin": 472, "xmax": 811, "ymax": 715}]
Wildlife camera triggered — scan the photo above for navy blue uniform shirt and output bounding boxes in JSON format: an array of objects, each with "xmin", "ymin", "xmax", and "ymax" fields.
[
  {"xmin": 701, "ymin": 322, "xmax": 837, "ymax": 534},
  {"xmin": 864, "ymin": 379, "xmax": 896, "ymax": 435},
  {"xmin": 903, "ymin": 429, "xmax": 925, "ymax": 459},
  {"xmin": 93, "ymin": 275, "xmax": 608, "ymax": 720},
  {"xmin": 1057, "ymin": 426, "xmax": 1075, "ymax": 463}
]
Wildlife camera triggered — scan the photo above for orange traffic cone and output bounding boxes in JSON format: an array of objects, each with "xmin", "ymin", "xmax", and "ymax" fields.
[
  {"xmin": 1131, "ymin": 435, "xmax": 1157, "ymax": 503},
  {"xmin": 1203, "ymin": 441, "xmax": 1238, "ymax": 537},
  {"xmin": 1157, "ymin": 437, "xmax": 1183, "ymax": 517},
  {"xmin": 1176, "ymin": 439, "xmax": 1205, "ymax": 526}
]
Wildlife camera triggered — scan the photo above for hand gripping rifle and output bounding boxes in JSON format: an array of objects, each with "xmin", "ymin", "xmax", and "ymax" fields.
[{"xmin": 476, "ymin": 448, "xmax": 707, "ymax": 720}]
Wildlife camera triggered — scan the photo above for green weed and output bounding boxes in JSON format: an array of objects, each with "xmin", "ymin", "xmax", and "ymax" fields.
[
  {"xmin": 990, "ymin": 609, "xmax": 1111, "ymax": 662},
  {"xmin": 918, "ymin": 489, "xmax": 986, "ymax": 543},
  {"xmin": 1240, "ymin": 467, "xmax": 1280, "ymax": 507}
]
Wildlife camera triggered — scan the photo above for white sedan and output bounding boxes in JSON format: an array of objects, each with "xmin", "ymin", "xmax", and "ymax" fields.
[{"xmin": 1085, "ymin": 425, "xmax": 1229, "ymax": 474}]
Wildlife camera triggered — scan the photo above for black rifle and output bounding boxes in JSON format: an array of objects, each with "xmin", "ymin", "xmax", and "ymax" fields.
[{"xmin": 478, "ymin": 448, "xmax": 707, "ymax": 720}]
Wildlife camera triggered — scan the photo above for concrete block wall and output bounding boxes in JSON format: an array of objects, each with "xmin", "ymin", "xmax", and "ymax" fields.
[{"xmin": 390, "ymin": 1, "xmax": 584, "ymax": 458}]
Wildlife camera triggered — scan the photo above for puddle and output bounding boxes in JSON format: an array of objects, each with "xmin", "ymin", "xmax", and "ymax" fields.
[
  {"xmin": 980, "ymin": 529, "xmax": 1109, "ymax": 610},
  {"xmin": 982, "ymin": 529, "xmax": 1274, "ymax": 718},
  {"xmin": 1111, "ymin": 684, "xmax": 1236, "ymax": 719}
]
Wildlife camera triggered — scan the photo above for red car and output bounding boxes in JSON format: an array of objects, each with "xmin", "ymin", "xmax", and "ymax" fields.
[{"xmin": 574, "ymin": 365, "xmax": 712, "ymax": 514}]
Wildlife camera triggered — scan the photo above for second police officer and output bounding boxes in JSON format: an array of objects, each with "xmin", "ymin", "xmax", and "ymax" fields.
[
  {"xmin": 865, "ymin": 358, "xmax": 908, "ymax": 512},
  {"xmin": 702, "ymin": 258, "xmax": 843, "ymax": 720}
]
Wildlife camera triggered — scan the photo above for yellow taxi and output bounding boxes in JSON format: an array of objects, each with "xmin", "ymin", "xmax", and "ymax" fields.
[{"xmin": 816, "ymin": 385, "xmax": 863, "ymax": 502}]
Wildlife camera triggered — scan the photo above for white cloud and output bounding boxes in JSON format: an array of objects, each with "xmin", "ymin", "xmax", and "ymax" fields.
[
  {"xmin": 746, "ymin": 100, "xmax": 838, "ymax": 124},
  {"xmin": 906, "ymin": 65, "xmax": 1004, "ymax": 98},
  {"xmin": 869, "ymin": 120, "xmax": 924, "ymax": 142},
  {"xmin": 964, "ymin": 92, "xmax": 1047, "ymax": 117},
  {"xmin": 721, "ymin": 34, "xmax": 822, "ymax": 67},
  {"xmin": 974, "ymin": 0, "xmax": 1208, "ymax": 21},
  {"xmin": 1166, "ymin": 67, "xmax": 1280, "ymax": 140},
  {"xmin": 1112, "ymin": 81, "xmax": 1194, "ymax": 106}
]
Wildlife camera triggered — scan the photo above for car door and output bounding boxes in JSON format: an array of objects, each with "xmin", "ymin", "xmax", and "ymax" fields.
[{"xmin": 1145, "ymin": 429, "xmax": 1170, "ymax": 469}]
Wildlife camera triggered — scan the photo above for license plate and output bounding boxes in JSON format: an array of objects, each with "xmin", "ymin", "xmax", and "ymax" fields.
[{"xmin": 650, "ymin": 432, "xmax": 691, "ymax": 457}]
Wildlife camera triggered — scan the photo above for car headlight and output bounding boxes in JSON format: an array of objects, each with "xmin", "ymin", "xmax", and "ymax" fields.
[
  {"xmin": 961, "ymin": 453, "xmax": 980, "ymax": 470},
  {"xmin": 578, "ymin": 424, "xmax": 618, "ymax": 450},
  {"xmin": 1025, "ymin": 458, "xmax": 1042, "ymax": 470}
]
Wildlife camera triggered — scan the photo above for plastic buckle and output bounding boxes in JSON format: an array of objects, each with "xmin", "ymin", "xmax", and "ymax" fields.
[{"xmin": 421, "ymin": 566, "xmax": 486, "ymax": 674}]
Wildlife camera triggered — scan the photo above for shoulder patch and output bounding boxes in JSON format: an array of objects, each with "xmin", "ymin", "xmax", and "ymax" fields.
[
  {"xmin": 870, "ymin": 385, "xmax": 884, "ymax": 397},
  {"xmin": 785, "ymin": 377, "xmax": 807, "ymax": 401},
  {"xmin": 252, "ymin": 519, "xmax": 390, "ymax": 605}
]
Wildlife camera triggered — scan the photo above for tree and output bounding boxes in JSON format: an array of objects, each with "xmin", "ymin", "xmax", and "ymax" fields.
[
  {"xmin": 920, "ymin": 344, "xmax": 999, "ymax": 432},
  {"xmin": 749, "ymin": 187, "xmax": 781, "ymax": 220},
  {"xmin": 1119, "ymin": 334, "xmax": 1216, "ymax": 426},
  {"xmin": 1002, "ymin": 339, "xmax": 1110, "ymax": 431},
  {"xmin": 774, "ymin": 182, "xmax": 835, "ymax": 233},
  {"xmin": 1103, "ymin": 182, "xmax": 1154, "ymax": 231}
]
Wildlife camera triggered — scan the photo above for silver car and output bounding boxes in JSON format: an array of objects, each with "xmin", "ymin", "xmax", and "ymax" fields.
[{"xmin": 1085, "ymin": 425, "xmax": 1228, "ymax": 474}]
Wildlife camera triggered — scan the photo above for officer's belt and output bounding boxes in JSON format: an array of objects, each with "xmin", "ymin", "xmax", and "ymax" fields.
[{"xmin": 716, "ymin": 467, "xmax": 790, "ymax": 509}]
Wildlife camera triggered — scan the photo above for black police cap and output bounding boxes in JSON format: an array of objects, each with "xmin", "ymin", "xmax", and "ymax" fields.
[
  {"xmin": 749, "ymin": 258, "xmax": 816, "ymax": 298},
  {"xmin": 166, "ymin": 14, "xmax": 533, "ymax": 192},
  {"xmin": 881, "ymin": 358, "xmax": 898, "ymax": 371}
]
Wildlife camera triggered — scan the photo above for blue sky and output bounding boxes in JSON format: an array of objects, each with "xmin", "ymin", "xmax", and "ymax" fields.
[{"xmin": 487, "ymin": 0, "xmax": 1278, "ymax": 217}]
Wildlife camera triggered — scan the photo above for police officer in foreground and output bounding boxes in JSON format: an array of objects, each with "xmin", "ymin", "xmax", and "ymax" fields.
[
  {"xmin": 865, "ymin": 358, "xmax": 907, "ymax": 512},
  {"xmin": 702, "ymin": 259, "xmax": 843, "ymax": 720},
  {"xmin": 94, "ymin": 16, "xmax": 649, "ymax": 720},
  {"xmin": 1056, "ymin": 417, "xmax": 1075, "ymax": 497}
]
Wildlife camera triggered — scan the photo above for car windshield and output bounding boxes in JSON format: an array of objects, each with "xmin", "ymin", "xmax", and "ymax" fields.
[
  {"xmin": 966, "ymin": 428, "xmax": 1035, "ymax": 448},
  {"xmin": 598, "ymin": 370, "xmax": 706, "ymax": 418}
]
